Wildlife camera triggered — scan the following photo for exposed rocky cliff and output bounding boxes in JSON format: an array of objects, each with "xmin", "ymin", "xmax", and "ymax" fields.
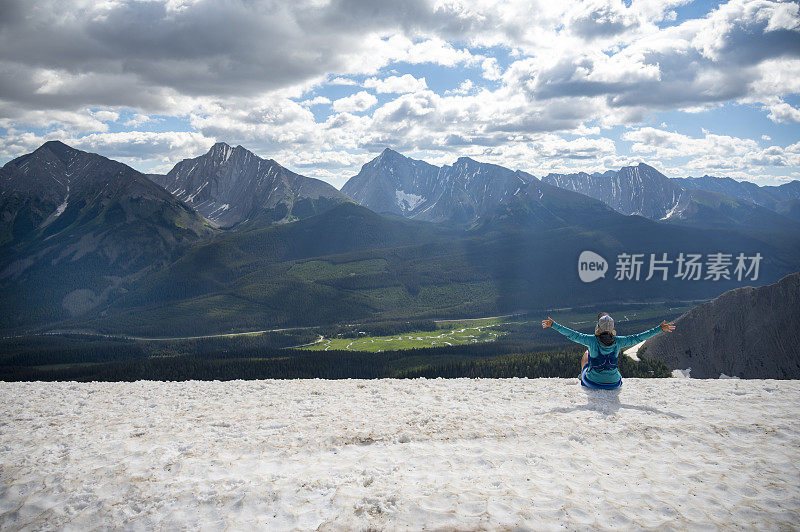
[
  {"xmin": 641, "ymin": 271, "xmax": 800, "ymax": 378},
  {"xmin": 153, "ymin": 142, "xmax": 349, "ymax": 227}
]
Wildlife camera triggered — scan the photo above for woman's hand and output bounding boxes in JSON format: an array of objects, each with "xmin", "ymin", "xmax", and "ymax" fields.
[
  {"xmin": 660, "ymin": 320, "xmax": 676, "ymax": 332},
  {"xmin": 542, "ymin": 317, "xmax": 554, "ymax": 329}
]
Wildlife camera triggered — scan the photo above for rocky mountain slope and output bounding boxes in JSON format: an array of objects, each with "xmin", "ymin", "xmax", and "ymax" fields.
[
  {"xmin": 542, "ymin": 163, "xmax": 685, "ymax": 220},
  {"xmin": 640, "ymin": 271, "xmax": 800, "ymax": 378},
  {"xmin": 341, "ymin": 148, "xmax": 533, "ymax": 224},
  {"xmin": 152, "ymin": 143, "xmax": 349, "ymax": 227},
  {"xmin": 0, "ymin": 143, "xmax": 75, "ymax": 247},
  {"xmin": 673, "ymin": 175, "xmax": 800, "ymax": 217},
  {"xmin": 657, "ymin": 188, "xmax": 800, "ymax": 232},
  {"xmin": 542, "ymin": 163, "xmax": 800, "ymax": 231},
  {"xmin": 474, "ymin": 178, "xmax": 619, "ymax": 231},
  {"xmin": 0, "ymin": 141, "xmax": 212, "ymax": 329},
  {"xmin": 775, "ymin": 198, "xmax": 800, "ymax": 221},
  {"xmin": 81, "ymin": 182, "xmax": 800, "ymax": 336}
]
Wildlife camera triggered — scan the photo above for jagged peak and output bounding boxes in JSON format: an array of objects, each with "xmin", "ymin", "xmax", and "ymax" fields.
[
  {"xmin": 376, "ymin": 147, "xmax": 405, "ymax": 160},
  {"xmin": 208, "ymin": 141, "xmax": 232, "ymax": 154},
  {"xmin": 614, "ymin": 162, "xmax": 666, "ymax": 178},
  {"xmin": 694, "ymin": 174, "xmax": 740, "ymax": 183},
  {"xmin": 636, "ymin": 162, "xmax": 658, "ymax": 170},
  {"xmin": 208, "ymin": 141, "xmax": 252, "ymax": 153},
  {"xmin": 544, "ymin": 169, "xmax": 618, "ymax": 180},
  {"xmin": 204, "ymin": 142, "xmax": 258, "ymax": 164},
  {"xmin": 365, "ymin": 148, "xmax": 411, "ymax": 169}
]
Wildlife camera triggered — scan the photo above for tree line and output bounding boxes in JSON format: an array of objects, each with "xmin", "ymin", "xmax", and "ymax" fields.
[{"xmin": 0, "ymin": 337, "xmax": 671, "ymax": 381}]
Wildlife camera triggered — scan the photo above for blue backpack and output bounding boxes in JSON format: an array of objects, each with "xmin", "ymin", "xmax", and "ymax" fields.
[
  {"xmin": 589, "ymin": 350, "xmax": 619, "ymax": 371},
  {"xmin": 590, "ymin": 334, "xmax": 619, "ymax": 371}
]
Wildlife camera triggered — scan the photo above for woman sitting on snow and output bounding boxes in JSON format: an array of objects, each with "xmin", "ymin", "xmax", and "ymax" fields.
[{"xmin": 542, "ymin": 313, "xmax": 676, "ymax": 389}]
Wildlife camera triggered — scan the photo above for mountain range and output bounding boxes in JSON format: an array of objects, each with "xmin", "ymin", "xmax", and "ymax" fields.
[
  {"xmin": 542, "ymin": 163, "xmax": 800, "ymax": 230},
  {"xmin": 2, "ymin": 141, "xmax": 800, "ymax": 336},
  {"xmin": 543, "ymin": 163, "xmax": 685, "ymax": 220},
  {"xmin": 675, "ymin": 175, "xmax": 800, "ymax": 220},
  {"xmin": 341, "ymin": 148, "xmax": 534, "ymax": 224}
]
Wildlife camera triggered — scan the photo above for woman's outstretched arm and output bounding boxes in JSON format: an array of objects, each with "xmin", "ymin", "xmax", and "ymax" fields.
[
  {"xmin": 542, "ymin": 316, "xmax": 595, "ymax": 347},
  {"xmin": 616, "ymin": 320, "xmax": 676, "ymax": 349}
]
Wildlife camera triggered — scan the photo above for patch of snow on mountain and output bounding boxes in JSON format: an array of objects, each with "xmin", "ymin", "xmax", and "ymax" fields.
[
  {"xmin": 185, "ymin": 182, "xmax": 208, "ymax": 203},
  {"xmin": 39, "ymin": 186, "xmax": 69, "ymax": 228},
  {"xmin": 53, "ymin": 193, "xmax": 68, "ymax": 217},
  {"xmin": 1, "ymin": 379, "xmax": 798, "ymax": 530},
  {"xmin": 395, "ymin": 189, "xmax": 425, "ymax": 211},
  {"xmin": 661, "ymin": 200, "xmax": 681, "ymax": 220}
]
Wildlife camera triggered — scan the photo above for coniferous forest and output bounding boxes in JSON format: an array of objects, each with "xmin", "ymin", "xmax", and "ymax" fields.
[{"xmin": 0, "ymin": 326, "xmax": 671, "ymax": 382}]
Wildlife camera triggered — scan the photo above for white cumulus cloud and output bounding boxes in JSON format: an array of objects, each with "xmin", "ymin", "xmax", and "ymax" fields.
[
  {"xmin": 332, "ymin": 91, "xmax": 379, "ymax": 113},
  {"xmin": 364, "ymin": 75, "xmax": 428, "ymax": 94}
]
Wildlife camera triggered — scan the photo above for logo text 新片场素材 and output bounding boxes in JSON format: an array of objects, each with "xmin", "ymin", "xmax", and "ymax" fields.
[{"xmin": 578, "ymin": 251, "xmax": 761, "ymax": 283}]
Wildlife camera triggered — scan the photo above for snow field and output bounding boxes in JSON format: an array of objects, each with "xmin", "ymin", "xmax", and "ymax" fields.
[{"xmin": 1, "ymin": 378, "xmax": 798, "ymax": 530}]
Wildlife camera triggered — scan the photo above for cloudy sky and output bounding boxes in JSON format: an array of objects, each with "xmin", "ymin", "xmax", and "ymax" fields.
[{"xmin": 1, "ymin": 0, "xmax": 799, "ymax": 187}]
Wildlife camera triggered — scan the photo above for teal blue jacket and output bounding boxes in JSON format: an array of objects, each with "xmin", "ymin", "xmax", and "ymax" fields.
[{"xmin": 551, "ymin": 321, "xmax": 663, "ymax": 384}]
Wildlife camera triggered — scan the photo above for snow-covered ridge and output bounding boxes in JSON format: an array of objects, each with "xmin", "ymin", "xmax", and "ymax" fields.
[{"xmin": 1, "ymin": 379, "xmax": 797, "ymax": 530}]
